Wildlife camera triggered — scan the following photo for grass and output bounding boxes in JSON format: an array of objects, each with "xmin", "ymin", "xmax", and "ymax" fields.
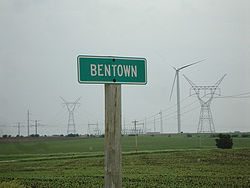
[
  {"xmin": 0, "ymin": 134, "xmax": 249, "ymax": 187},
  {"xmin": 0, "ymin": 180, "xmax": 27, "ymax": 188},
  {"xmin": 0, "ymin": 134, "xmax": 249, "ymax": 158}
]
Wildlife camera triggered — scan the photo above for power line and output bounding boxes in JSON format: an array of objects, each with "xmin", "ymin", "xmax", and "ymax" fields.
[
  {"xmin": 146, "ymin": 98, "xmax": 200, "ymax": 123},
  {"xmin": 141, "ymin": 96, "xmax": 191, "ymax": 122},
  {"xmin": 215, "ymin": 91, "xmax": 250, "ymax": 99}
]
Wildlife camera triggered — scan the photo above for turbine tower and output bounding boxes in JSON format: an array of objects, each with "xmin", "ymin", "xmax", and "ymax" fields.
[
  {"xmin": 60, "ymin": 97, "xmax": 81, "ymax": 135},
  {"xmin": 183, "ymin": 74, "xmax": 226, "ymax": 133},
  {"xmin": 170, "ymin": 59, "xmax": 206, "ymax": 133}
]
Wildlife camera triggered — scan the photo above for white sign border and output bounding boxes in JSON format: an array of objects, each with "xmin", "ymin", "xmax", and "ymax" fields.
[{"xmin": 77, "ymin": 55, "xmax": 147, "ymax": 85}]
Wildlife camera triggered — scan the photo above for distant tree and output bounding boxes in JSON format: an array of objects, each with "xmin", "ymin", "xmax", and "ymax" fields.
[
  {"xmin": 210, "ymin": 134, "xmax": 218, "ymax": 138},
  {"xmin": 215, "ymin": 134, "xmax": 233, "ymax": 149},
  {"xmin": 241, "ymin": 134, "xmax": 250, "ymax": 138},
  {"xmin": 231, "ymin": 134, "xmax": 238, "ymax": 138},
  {"xmin": 67, "ymin": 133, "xmax": 79, "ymax": 137},
  {"xmin": 2, "ymin": 135, "xmax": 8, "ymax": 138},
  {"xmin": 89, "ymin": 134, "xmax": 95, "ymax": 138},
  {"xmin": 30, "ymin": 134, "xmax": 39, "ymax": 137}
]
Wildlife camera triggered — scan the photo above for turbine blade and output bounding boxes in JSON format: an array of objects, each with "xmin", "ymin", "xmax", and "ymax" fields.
[
  {"xmin": 170, "ymin": 72, "xmax": 177, "ymax": 100},
  {"xmin": 178, "ymin": 59, "xmax": 206, "ymax": 71},
  {"xmin": 172, "ymin": 66, "xmax": 177, "ymax": 71}
]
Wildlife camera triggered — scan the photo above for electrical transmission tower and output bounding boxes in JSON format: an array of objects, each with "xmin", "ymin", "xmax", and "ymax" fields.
[
  {"xmin": 183, "ymin": 74, "xmax": 226, "ymax": 133},
  {"xmin": 60, "ymin": 97, "xmax": 81, "ymax": 135}
]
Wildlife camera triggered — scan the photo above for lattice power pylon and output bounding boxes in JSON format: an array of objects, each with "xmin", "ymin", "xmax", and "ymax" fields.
[
  {"xmin": 183, "ymin": 74, "xmax": 226, "ymax": 133},
  {"xmin": 60, "ymin": 97, "xmax": 81, "ymax": 135}
]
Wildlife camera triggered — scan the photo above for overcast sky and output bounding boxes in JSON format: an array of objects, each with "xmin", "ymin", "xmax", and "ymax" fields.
[{"xmin": 1, "ymin": 0, "xmax": 249, "ymax": 136}]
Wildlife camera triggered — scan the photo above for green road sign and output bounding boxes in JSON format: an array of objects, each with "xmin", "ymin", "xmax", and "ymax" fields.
[{"xmin": 77, "ymin": 55, "xmax": 147, "ymax": 84}]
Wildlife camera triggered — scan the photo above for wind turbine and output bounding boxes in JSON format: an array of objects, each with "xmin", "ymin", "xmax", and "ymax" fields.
[{"xmin": 170, "ymin": 59, "xmax": 206, "ymax": 134}]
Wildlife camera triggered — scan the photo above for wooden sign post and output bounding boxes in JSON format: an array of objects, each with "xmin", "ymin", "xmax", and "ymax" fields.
[
  {"xmin": 104, "ymin": 84, "xmax": 122, "ymax": 187},
  {"xmin": 77, "ymin": 55, "xmax": 147, "ymax": 187}
]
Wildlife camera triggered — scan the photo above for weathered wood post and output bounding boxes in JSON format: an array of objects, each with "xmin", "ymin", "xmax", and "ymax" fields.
[
  {"xmin": 104, "ymin": 84, "xmax": 122, "ymax": 188},
  {"xmin": 77, "ymin": 55, "xmax": 147, "ymax": 188}
]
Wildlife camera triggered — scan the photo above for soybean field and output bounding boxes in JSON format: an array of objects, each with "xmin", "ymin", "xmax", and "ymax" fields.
[{"xmin": 0, "ymin": 134, "xmax": 249, "ymax": 187}]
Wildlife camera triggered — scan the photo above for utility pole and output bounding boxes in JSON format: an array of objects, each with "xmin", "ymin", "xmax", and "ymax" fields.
[
  {"xmin": 199, "ymin": 134, "xmax": 202, "ymax": 148},
  {"xmin": 27, "ymin": 110, "xmax": 30, "ymax": 136},
  {"xmin": 15, "ymin": 122, "xmax": 23, "ymax": 136},
  {"xmin": 87, "ymin": 123, "xmax": 91, "ymax": 135},
  {"xmin": 95, "ymin": 122, "xmax": 100, "ymax": 136},
  {"xmin": 13, "ymin": 122, "xmax": 24, "ymax": 136},
  {"xmin": 18, "ymin": 122, "xmax": 21, "ymax": 136},
  {"xmin": 154, "ymin": 117, "xmax": 156, "ymax": 132},
  {"xmin": 88, "ymin": 122, "xmax": 99, "ymax": 136},
  {"xmin": 144, "ymin": 117, "xmax": 147, "ymax": 134},
  {"xmin": 35, "ymin": 120, "xmax": 38, "ymax": 135},
  {"xmin": 123, "ymin": 117, "xmax": 126, "ymax": 135},
  {"xmin": 30, "ymin": 120, "xmax": 42, "ymax": 135},
  {"xmin": 159, "ymin": 110, "xmax": 163, "ymax": 133},
  {"xmin": 132, "ymin": 120, "xmax": 139, "ymax": 152}
]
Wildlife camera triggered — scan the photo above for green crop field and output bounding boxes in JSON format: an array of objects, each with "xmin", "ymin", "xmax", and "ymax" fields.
[
  {"xmin": 0, "ymin": 134, "xmax": 249, "ymax": 187},
  {"xmin": 1, "ymin": 134, "xmax": 250, "ymax": 156}
]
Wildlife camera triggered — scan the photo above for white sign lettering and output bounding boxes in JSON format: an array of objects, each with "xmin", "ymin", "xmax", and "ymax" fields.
[
  {"xmin": 90, "ymin": 64, "xmax": 97, "ymax": 76},
  {"xmin": 90, "ymin": 64, "xmax": 137, "ymax": 78}
]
